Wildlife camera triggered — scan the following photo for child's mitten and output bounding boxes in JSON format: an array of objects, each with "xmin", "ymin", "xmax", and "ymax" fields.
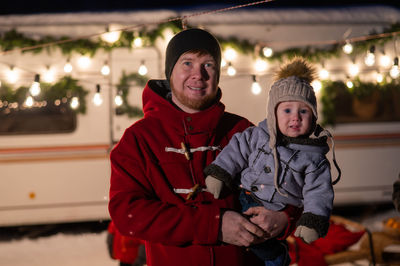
[
  {"xmin": 205, "ymin": 175, "xmax": 223, "ymax": 199},
  {"xmin": 294, "ymin": 225, "xmax": 319, "ymax": 244}
]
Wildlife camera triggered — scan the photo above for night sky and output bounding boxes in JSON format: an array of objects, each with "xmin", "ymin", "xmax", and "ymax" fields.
[{"xmin": 1, "ymin": 0, "xmax": 399, "ymax": 15}]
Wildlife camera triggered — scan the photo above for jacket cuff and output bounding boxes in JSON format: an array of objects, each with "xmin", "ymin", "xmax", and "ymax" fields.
[
  {"xmin": 296, "ymin": 212, "xmax": 330, "ymax": 237},
  {"xmin": 204, "ymin": 164, "xmax": 235, "ymax": 190},
  {"xmin": 277, "ymin": 204, "xmax": 303, "ymax": 240}
]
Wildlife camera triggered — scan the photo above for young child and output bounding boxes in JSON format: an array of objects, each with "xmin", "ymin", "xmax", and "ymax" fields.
[{"xmin": 204, "ymin": 57, "xmax": 340, "ymax": 266}]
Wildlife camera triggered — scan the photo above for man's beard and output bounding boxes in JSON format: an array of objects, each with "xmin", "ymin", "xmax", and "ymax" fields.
[{"xmin": 170, "ymin": 83, "xmax": 218, "ymax": 111}]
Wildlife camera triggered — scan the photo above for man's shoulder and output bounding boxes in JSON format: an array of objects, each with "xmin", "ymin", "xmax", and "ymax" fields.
[
  {"xmin": 220, "ymin": 111, "xmax": 252, "ymax": 127},
  {"xmin": 221, "ymin": 111, "xmax": 246, "ymax": 119},
  {"xmin": 118, "ymin": 116, "xmax": 158, "ymax": 141},
  {"xmin": 215, "ymin": 112, "xmax": 253, "ymax": 141},
  {"xmin": 112, "ymin": 117, "xmax": 158, "ymax": 155}
]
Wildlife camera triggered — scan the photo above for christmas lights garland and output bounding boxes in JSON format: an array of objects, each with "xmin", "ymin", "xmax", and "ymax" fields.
[
  {"xmin": 1, "ymin": 21, "xmax": 400, "ymax": 124},
  {"xmin": 0, "ymin": 22, "xmax": 399, "ymax": 61},
  {"xmin": 0, "ymin": 76, "xmax": 88, "ymax": 114}
]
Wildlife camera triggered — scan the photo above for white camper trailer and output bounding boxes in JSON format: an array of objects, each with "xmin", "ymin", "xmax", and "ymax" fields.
[{"xmin": 0, "ymin": 5, "xmax": 399, "ymax": 226}]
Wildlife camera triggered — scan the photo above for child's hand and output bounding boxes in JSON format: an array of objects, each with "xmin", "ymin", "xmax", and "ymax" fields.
[
  {"xmin": 205, "ymin": 175, "xmax": 223, "ymax": 199},
  {"xmin": 294, "ymin": 225, "xmax": 319, "ymax": 244}
]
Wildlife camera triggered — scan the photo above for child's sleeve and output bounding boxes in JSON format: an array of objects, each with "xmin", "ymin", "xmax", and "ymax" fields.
[
  {"xmin": 277, "ymin": 204, "xmax": 304, "ymax": 240},
  {"xmin": 204, "ymin": 127, "xmax": 256, "ymax": 188},
  {"xmin": 298, "ymin": 159, "xmax": 334, "ymax": 238}
]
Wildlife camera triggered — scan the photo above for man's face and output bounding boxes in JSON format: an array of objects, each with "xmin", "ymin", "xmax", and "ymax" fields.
[{"xmin": 170, "ymin": 51, "xmax": 219, "ymax": 113}]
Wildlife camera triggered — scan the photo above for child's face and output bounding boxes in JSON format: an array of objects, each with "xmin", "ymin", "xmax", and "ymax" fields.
[{"xmin": 276, "ymin": 101, "xmax": 313, "ymax": 138}]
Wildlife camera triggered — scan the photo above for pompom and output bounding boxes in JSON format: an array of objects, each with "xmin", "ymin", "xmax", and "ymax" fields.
[{"xmin": 274, "ymin": 57, "xmax": 316, "ymax": 83}]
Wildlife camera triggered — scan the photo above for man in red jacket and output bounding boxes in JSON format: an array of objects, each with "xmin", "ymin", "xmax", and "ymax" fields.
[{"xmin": 109, "ymin": 28, "xmax": 301, "ymax": 266}]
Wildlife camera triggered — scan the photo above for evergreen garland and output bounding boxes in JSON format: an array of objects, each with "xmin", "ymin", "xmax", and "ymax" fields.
[
  {"xmin": 320, "ymin": 77, "xmax": 400, "ymax": 126},
  {"xmin": 115, "ymin": 72, "xmax": 148, "ymax": 118},
  {"xmin": 260, "ymin": 23, "xmax": 400, "ymax": 62},
  {"xmin": 0, "ymin": 76, "xmax": 88, "ymax": 114},
  {"xmin": 1, "ymin": 22, "xmax": 398, "ymax": 60}
]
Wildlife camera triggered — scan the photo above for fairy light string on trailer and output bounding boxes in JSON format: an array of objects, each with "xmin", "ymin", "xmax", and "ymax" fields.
[{"xmin": 0, "ymin": 0, "xmax": 399, "ymax": 123}]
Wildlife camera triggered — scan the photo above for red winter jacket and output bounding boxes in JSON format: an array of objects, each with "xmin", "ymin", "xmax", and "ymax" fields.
[
  {"xmin": 108, "ymin": 220, "xmax": 144, "ymax": 264},
  {"xmin": 109, "ymin": 80, "xmax": 298, "ymax": 266}
]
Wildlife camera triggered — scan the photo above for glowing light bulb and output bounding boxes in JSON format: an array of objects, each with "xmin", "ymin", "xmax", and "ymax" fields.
[
  {"xmin": 64, "ymin": 61, "xmax": 73, "ymax": 73},
  {"xmin": 364, "ymin": 52, "xmax": 375, "ymax": 66},
  {"xmin": 221, "ymin": 59, "xmax": 227, "ymax": 68},
  {"xmin": 93, "ymin": 84, "xmax": 103, "ymax": 106},
  {"xmin": 364, "ymin": 46, "xmax": 375, "ymax": 66},
  {"xmin": 70, "ymin": 97, "xmax": 79, "ymax": 109},
  {"xmin": 78, "ymin": 55, "xmax": 91, "ymax": 69},
  {"xmin": 390, "ymin": 65, "xmax": 399, "ymax": 79},
  {"xmin": 311, "ymin": 80, "xmax": 322, "ymax": 94},
  {"xmin": 93, "ymin": 93, "xmax": 103, "ymax": 106},
  {"xmin": 262, "ymin": 47, "xmax": 273, "ymax": 57},
  {"xmin": 349, "ymin": 63, "xmax": 359, "ymax": 77},
  {"xmin": 29, "ymin": 74, "xmax": 41, "ymax": 96},
  {"xmin": 25, "ymin": 96, "xmax": 34, "ymax": 107},
  {"xmin": 346, "ymin": 80, "xmax": 354, "ymax": 89},
  {"xmin": 101, "ymin": 61, "xmax": 110, "ymax": 76},
  {"xmin": 101, "ymin": 28, "xmax": 121, "ymax": 44},
  {"xmin": 30, "ymin": 83, "xmax": 40, "ymax": 96},
  {"xmin": 254, "ymin": 59, "xmax": 268, "ymax": 73},
  {"xmin": 390, "ymin": 57, "xmax": 399, "ymax": 79},
  {"xmin": 342, "ymin": 42, "xmax": 353, "ymax": 54},
  {"xmin": 251, "ymin": 76, "xmax": 262, "ymax": 95},
  {"xmin": 132, "ymin": 37, "xmax": 143, "ymax": 48},
  {"xmin": 376, "ymin": 72, "xmax": 384, "ymax": 83},
  {"xmin": 319, "ymin": 68, "xmax": 329, "ymax": 80},
  {"xmin": 224, "ymin": 47, "xmax": 237, "ymax": 61},
  {"xmin": 6, "ymin": 67, "xmax": 18, "ymax": 84},
  {"xmin": 43, "ymin": 68, "xmax": 55, "ymax": 83},
  {"xmin": 114, "ymin": 94, "xmax": 123, "ymax": 106},
  {"xmin": 227, "ymin": 62, "xmax": 236, "ymax": 76},
  {"xmin": 163, "ymin": 28, "xmax": 175, "ymax": 46},
  {"xmin": 379, "ymin": 54, "xmax": 391, "ymax": 68},
  {"xmin": 138, "ymin": 61, "xmax": 148, "ymax": 76}
]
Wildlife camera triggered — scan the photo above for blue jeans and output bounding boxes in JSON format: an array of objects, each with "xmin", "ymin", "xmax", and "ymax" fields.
[{"xmin": 239, "ymin": 190, "xmax": 291, "ymax": 266}]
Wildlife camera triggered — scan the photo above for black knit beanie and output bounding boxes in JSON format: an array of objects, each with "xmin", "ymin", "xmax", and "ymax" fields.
[{"xmin": 165, "ymin": 28, "xmax": 221, "ymax": 81}]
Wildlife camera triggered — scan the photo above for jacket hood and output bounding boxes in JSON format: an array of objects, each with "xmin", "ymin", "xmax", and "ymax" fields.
[{"xmin": 142, "ymin": 80, "xmax": 225, "ymax": 134}]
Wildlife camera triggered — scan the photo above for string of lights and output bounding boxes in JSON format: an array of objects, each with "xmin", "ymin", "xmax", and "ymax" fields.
[{"xmin": 0, "ymin": 1, "xmax": 399, "ymax": 123}]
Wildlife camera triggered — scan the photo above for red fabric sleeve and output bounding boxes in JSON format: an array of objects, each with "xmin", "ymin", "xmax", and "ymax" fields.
[
  {"xmin": 108, "ymin": 220, "xmax": 143, "ymax": 263},
  {"xmin": 277, "ymin": 204, "xmax": 303, "ymax": 240}
]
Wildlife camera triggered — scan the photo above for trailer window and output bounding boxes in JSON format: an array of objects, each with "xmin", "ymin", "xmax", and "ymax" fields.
[
  {"xmin": 321, "ymin": 81, "xmax": 400, "ymax": 125},
  {"xmin": 335, "ymin": 90, "xmax": 400, "ymax": 124},
  {"xmin": 0, "ymin": 102, "xmax": 76, "ymax": 135}
]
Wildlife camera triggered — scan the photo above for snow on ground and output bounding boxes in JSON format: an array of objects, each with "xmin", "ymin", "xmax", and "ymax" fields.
[
  {"xmin": 0, "ymin": 206, "xmax": 398, "ymax": 266},
  {"xmin": 0, "ymin": 230, "xmax": 116, "ymax": 266},
  {"xmin": 0, "ymin": 220, "xmax": 117, "ymax": 266}
]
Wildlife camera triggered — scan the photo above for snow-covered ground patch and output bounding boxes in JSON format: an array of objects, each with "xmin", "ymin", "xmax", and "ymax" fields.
[{"xmin": 0, "ymin": 230, "xmax": 115, "ymax": 266}]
